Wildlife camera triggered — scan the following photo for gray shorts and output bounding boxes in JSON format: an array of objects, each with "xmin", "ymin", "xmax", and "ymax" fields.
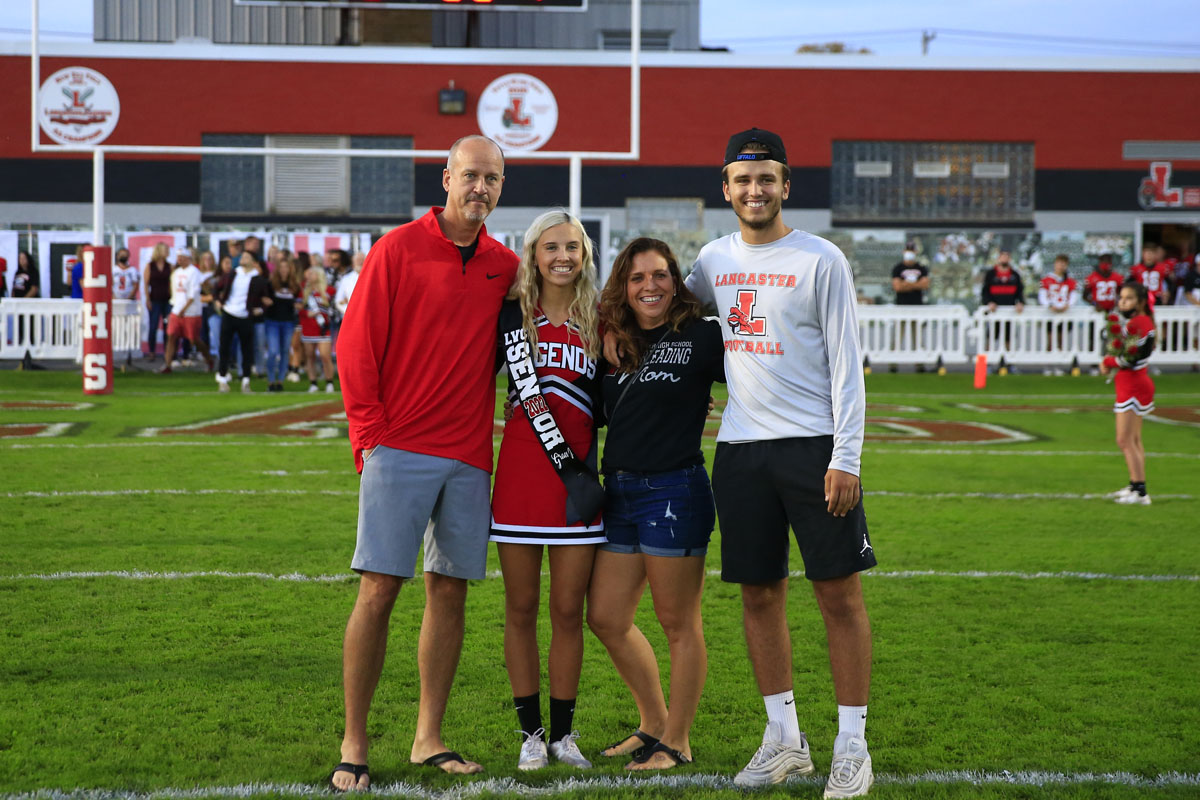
[{"xmin": 352, "ymin": 446, "xmax": 491, "ymax": 580}]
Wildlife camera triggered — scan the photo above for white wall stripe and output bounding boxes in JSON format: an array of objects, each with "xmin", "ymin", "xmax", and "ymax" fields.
[
  {"xmin": 1, "ymin": 770, "xmax": 1197, "ymax": 800},
  {"xmin": 3, "ymin": 569, "xmax": 1195, "ymax": 584}
]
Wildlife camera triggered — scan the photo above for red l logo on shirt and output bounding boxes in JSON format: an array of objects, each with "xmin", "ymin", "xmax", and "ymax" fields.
[{"xmin": 728, "ymin": 290, "xmax": 767, "ymax": 336}]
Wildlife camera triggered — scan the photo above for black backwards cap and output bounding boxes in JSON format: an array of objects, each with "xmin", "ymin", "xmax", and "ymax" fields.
[{"xmin": 724, "ymin": 128, "xmax": 788, "ymax": 166}]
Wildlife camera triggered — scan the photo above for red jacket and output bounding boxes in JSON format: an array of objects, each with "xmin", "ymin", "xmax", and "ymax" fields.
[{"xmin": 337, "ymin": 209, "xmax": 518, "ymax": 473}]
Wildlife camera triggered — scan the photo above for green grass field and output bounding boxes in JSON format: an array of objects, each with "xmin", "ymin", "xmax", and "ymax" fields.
[{"xmin": 1, "ymin": 370, "xmax": 1198, "ymax": 800}]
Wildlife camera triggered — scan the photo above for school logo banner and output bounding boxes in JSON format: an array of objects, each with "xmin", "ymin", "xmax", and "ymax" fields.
[{"xmin": 39, "ymin": 67, "xmax": 121, "ymax": 146}]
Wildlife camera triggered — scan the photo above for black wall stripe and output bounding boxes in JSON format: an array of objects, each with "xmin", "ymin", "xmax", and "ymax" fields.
[{"xmin": 4, "ymin": 159, "xmax": 1199, "ymax": 217}]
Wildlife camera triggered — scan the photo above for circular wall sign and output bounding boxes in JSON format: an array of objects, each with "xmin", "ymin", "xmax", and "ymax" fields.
[
  {"xmin": 476, "ymin": 73, "xmax": 558, "ymax": 152},
  {"xmin": 39, "ymin": 67, "xmax": 121, "ymax": 146}
]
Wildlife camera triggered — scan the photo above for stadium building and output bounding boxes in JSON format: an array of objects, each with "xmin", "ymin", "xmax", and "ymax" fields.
[{"xmin": 3, "ymin": 0, "xmax": 1200, "ymax": 301}]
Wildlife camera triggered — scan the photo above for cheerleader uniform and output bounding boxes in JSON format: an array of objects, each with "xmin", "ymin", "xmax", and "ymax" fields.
[
  {"xmin": 490, "ymin": 309, "xmax": 604, "ymax": 545},
  {"xmin": 299, "ymin": 284, "xmax": 336, "ymax": 343},
  {"xmin": 1105, "ymin": 313, "xmax": 1156, "ymax": 416}
]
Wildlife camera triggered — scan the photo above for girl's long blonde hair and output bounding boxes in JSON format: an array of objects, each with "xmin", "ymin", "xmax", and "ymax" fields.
[{"xmin": 508, "ymin": 209, "xmax": 599, "ymax": 359}]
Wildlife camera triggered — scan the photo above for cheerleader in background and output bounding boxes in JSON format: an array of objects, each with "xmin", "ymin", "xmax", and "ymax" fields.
[
  {"xmin": 1100, "ymin": 281, "xmax": 1156, "ymax": 505},
  {"xmin": 300, "ymin": 266, "xmax": 337, "ymax": 393}
]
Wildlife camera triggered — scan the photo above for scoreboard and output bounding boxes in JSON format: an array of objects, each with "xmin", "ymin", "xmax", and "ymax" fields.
[{"xmin": 235, "ymin": 0, "xmax": 587, "ymax": 9}]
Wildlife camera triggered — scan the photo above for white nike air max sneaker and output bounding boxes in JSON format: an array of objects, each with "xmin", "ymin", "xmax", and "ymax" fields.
[
  {"xmin": 734, "ymin": 721, "xmax": 814, "ymax": 788},
  {"xmin": 549, "ymin": 731, "xmax": 592, "ymax": 769},
  {"xmin": 517, "ymin": 728, "xmax": 548, "ymax": 771},
  {"xmin": 824, "ymin": 733, "xmax": 873, "ymax": 799},
  {"xmin": 1115, "ymin": 492, "xmax": 1151, "ymax": 505}
]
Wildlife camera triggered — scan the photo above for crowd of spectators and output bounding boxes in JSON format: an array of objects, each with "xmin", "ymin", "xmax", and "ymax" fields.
[{"xmin": 126, "ymin": 237, "xmax": 363, "ymax": 393}]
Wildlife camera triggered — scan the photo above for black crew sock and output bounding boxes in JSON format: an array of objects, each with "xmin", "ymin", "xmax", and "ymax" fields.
[
  {"xmin": 548, "ymin": 696, "xmax": 576, "ymax": 744},
  {"xmin": 1131, "ymin": 481, "xmax": 1146, "ymax": 496},
  {"xmin": 514, "ymin": 693, "xmax": 542, "ymax": 738}
]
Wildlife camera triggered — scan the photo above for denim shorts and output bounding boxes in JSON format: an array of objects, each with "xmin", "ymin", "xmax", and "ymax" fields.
[{"xmin": 600, "ymin": 464, "xmax": 715, "ymax": 558}]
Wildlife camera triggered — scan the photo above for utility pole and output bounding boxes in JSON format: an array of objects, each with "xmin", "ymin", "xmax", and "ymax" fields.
[{"xmin": 922, "ymin": 29, "xmax": 937, "ymax": 55}]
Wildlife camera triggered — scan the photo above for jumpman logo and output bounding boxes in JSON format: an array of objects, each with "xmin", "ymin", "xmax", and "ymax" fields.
[{"xmin": 860, "ymin": 535, "xmax": 873, "ymax": 556}]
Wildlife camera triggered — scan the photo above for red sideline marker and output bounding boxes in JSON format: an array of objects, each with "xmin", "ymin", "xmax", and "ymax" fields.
[
  {"xmin": 973, "ymin": 353, "xmax": 987, "ymax": 390},
  {"xmin": 81, "ymin": 246, "xmax": 113, "ymax": 395}
]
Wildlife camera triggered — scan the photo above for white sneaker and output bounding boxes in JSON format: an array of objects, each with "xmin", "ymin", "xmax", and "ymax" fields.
[
  {"xmin": 517, "ymin": 728, "xmax": 548, "ymax": 771},
  {"xmin": 1107, "ymin": 486, "xmax": 1134, "ymax": 499},
  {"xmin": 1115, "ymin": 492, "xmax": 1151, "ymax": 505},
  {"xmin": 307, "ymin": 383, "xmax": 319, "ymax": 394},
  {"xmin": 734, "ymin": 722, "xmax": 814, "ymax": 788},
  {"xmin": 325, "ymin": 382, "xmax": 336, "ymax": 393},
  {"xmin": 216, "ymin": 374, "xmax": 230, "ymax": 394},
  {"xmin": 241, "ymin": 377, "xmax": 252, "ymax": 394},
  {"xmin": 824, "ymin": 734, "xmax": 873, "ymax": 799},
  {"xmin": 286, "ymin": 371, "xmax": 301, "ymax": 383},
  {"xmin": 549, "ymin": 731, "xmax": 592, "ymax": 769}
]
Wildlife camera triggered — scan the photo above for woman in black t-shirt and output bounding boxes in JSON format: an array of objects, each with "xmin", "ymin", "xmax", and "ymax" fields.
[
  {"xmin": 13, "ymin": 251, "xmax": 39, "ymax": 298},
  {"xmin": 588, "ymin": 238, "xmax": 725, "ymax": 771}
]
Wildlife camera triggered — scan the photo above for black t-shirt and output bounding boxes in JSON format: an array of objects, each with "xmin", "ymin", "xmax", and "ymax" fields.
[
  {"xmin": 457, "ymin": 238, "xmax": 479, "ymax": 266},
  {"xmin": 13, "ymin": 266, "xmax": 39, "ymax": 297},
  {"xmin": 1184, "ymin": 269, "xmax": 1200, "ymax": 300},
  {"xmin": 891, "ymin": 262, "xmax": 929, "ymax": 305},
  {"xmin": 600, "ymin": 317, "xmax": 725, "ymax": 474},
  {"xmin": 265, "ymin": 285, "xmax": 299, "ymax": 323}
]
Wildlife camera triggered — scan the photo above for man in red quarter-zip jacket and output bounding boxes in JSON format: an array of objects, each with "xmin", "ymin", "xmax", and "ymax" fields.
[{"xmin": 331, "ymin": 135, "xmax": 518, "ymax": 789}]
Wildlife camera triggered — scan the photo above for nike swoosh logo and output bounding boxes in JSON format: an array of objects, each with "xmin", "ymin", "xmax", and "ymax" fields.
[
  {"xmin": 487, "ymin": 273, "xmax": 503, "ymax": 280},
  {"xmin": 784, "ymin": 699, "xmax": 794, "ymax": 705}
]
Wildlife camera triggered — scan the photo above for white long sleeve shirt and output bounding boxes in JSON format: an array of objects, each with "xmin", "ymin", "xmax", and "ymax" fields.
[{"xmin": 685, "ymin": 229, "xmax": 867, "ymax": 476}]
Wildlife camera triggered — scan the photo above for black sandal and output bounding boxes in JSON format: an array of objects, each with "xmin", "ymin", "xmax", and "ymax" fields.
[
  {"xmin": 603, "ymin": 730, "xmax": 659, "ymax": 759},
  {"xmin": 328, "ymin": 762, "xmax": 370, "ymax": 792},
  {"xmin": 633, "ymin": 741, "xmax": 692, "ymax": 767}
]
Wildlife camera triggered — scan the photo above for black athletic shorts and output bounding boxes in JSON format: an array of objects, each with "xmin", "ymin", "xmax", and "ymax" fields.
[{"xmin": 713, "ymin": 436, "xmax": 876, "ymax": 583}]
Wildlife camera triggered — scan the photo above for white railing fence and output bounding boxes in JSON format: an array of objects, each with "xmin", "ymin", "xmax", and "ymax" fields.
[
  {"xmin": 1, "ymin": 299, "xmax": 141, "ymax": 362},
  {"xmin": 860, "ymin": 305, "xmax": 1200, "ymax": 367},
  {"xmin": 3, "ymin": 299, "xmax": 1198, "ymax": 368}
]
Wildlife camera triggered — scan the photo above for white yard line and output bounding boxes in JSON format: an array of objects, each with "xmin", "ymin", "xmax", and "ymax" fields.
[
  {"xmin": 2, "ymin": 441, "xmax": 344, "ymax": 449},
  {"xmin": 2, "ymin": 771, "xmax": 1197, "ymax": 800},
  {"xmin": 1, "ymin": 489, "xmax": 356, "ymax": 498},
  {"xmin": 865, "ymin": 447, "xmax": 1200, "ymax": 459},
  {"xmin": 4, "ymin": 569, "xmax": 1195, "ymax": 583},
  {"xmin": 869, "ymin": 490, "xmax": 1193, "ymax": 500},
  {"xmin": 4, "ymin": 487, "xmax": 1192, "ymax": 501}
]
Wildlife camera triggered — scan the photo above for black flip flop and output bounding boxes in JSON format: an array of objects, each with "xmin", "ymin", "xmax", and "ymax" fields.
[
  {"xmin": 633, "ymin": 741, "xmax": 692, "ymax": 767},
  {"xmin": 603, "ymin": 730, "xmax": 659, "ymax": 759},
  {"xmin": 421, "ymin": 751, "xmax": 468, "ymax": 771},
  {"xmin": 328, "ymin": 762, "xmax": 370, "ymax": 792}
]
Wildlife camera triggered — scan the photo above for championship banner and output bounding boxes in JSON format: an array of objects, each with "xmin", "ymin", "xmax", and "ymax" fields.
[
  {"xmin": 123, "ymin": 231, "xmax": 188, "ymax": 351},
  {"xmin": 81, "ymin": 246, "xmax": 113, "ymax": 395},
  {"xmin": 0, "ymin": 231, "xmax": 17, "ymax": 298},
  {"xmin": 287, "ymin": 232, "xmax": 372, "ymax": 260},
  {"xmin": 35, "ymin": 230, "xmax": 93, "ymax": 298}
]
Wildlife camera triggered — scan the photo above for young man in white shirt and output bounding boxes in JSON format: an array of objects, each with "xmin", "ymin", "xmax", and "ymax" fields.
[
  {"xmin": 112, "ymin": 249, "xmax": 141, "ymax": 301},
  {"xmin": 685, "ymin": 129, "xmax": 876, "ymax": 798},
  {"xmin": 161, "ymin": 249, "xmax": 213, "ymax": 373}
]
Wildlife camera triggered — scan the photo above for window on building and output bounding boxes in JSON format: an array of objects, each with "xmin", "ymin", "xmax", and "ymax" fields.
[
  {"xmin": 601, "ymin": 30, "xmax": 674, "ymax": 50},
  {"xmin": 831, "ymin": 141, "xmax": 1034, "ymax": 225},
  {"xmin": 626, "ymin": 197, "xmax": 705, "ymax": 231},
  {"xmin": 201, "ymin": 134, "xmax": 413, "ymax": 220}
]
